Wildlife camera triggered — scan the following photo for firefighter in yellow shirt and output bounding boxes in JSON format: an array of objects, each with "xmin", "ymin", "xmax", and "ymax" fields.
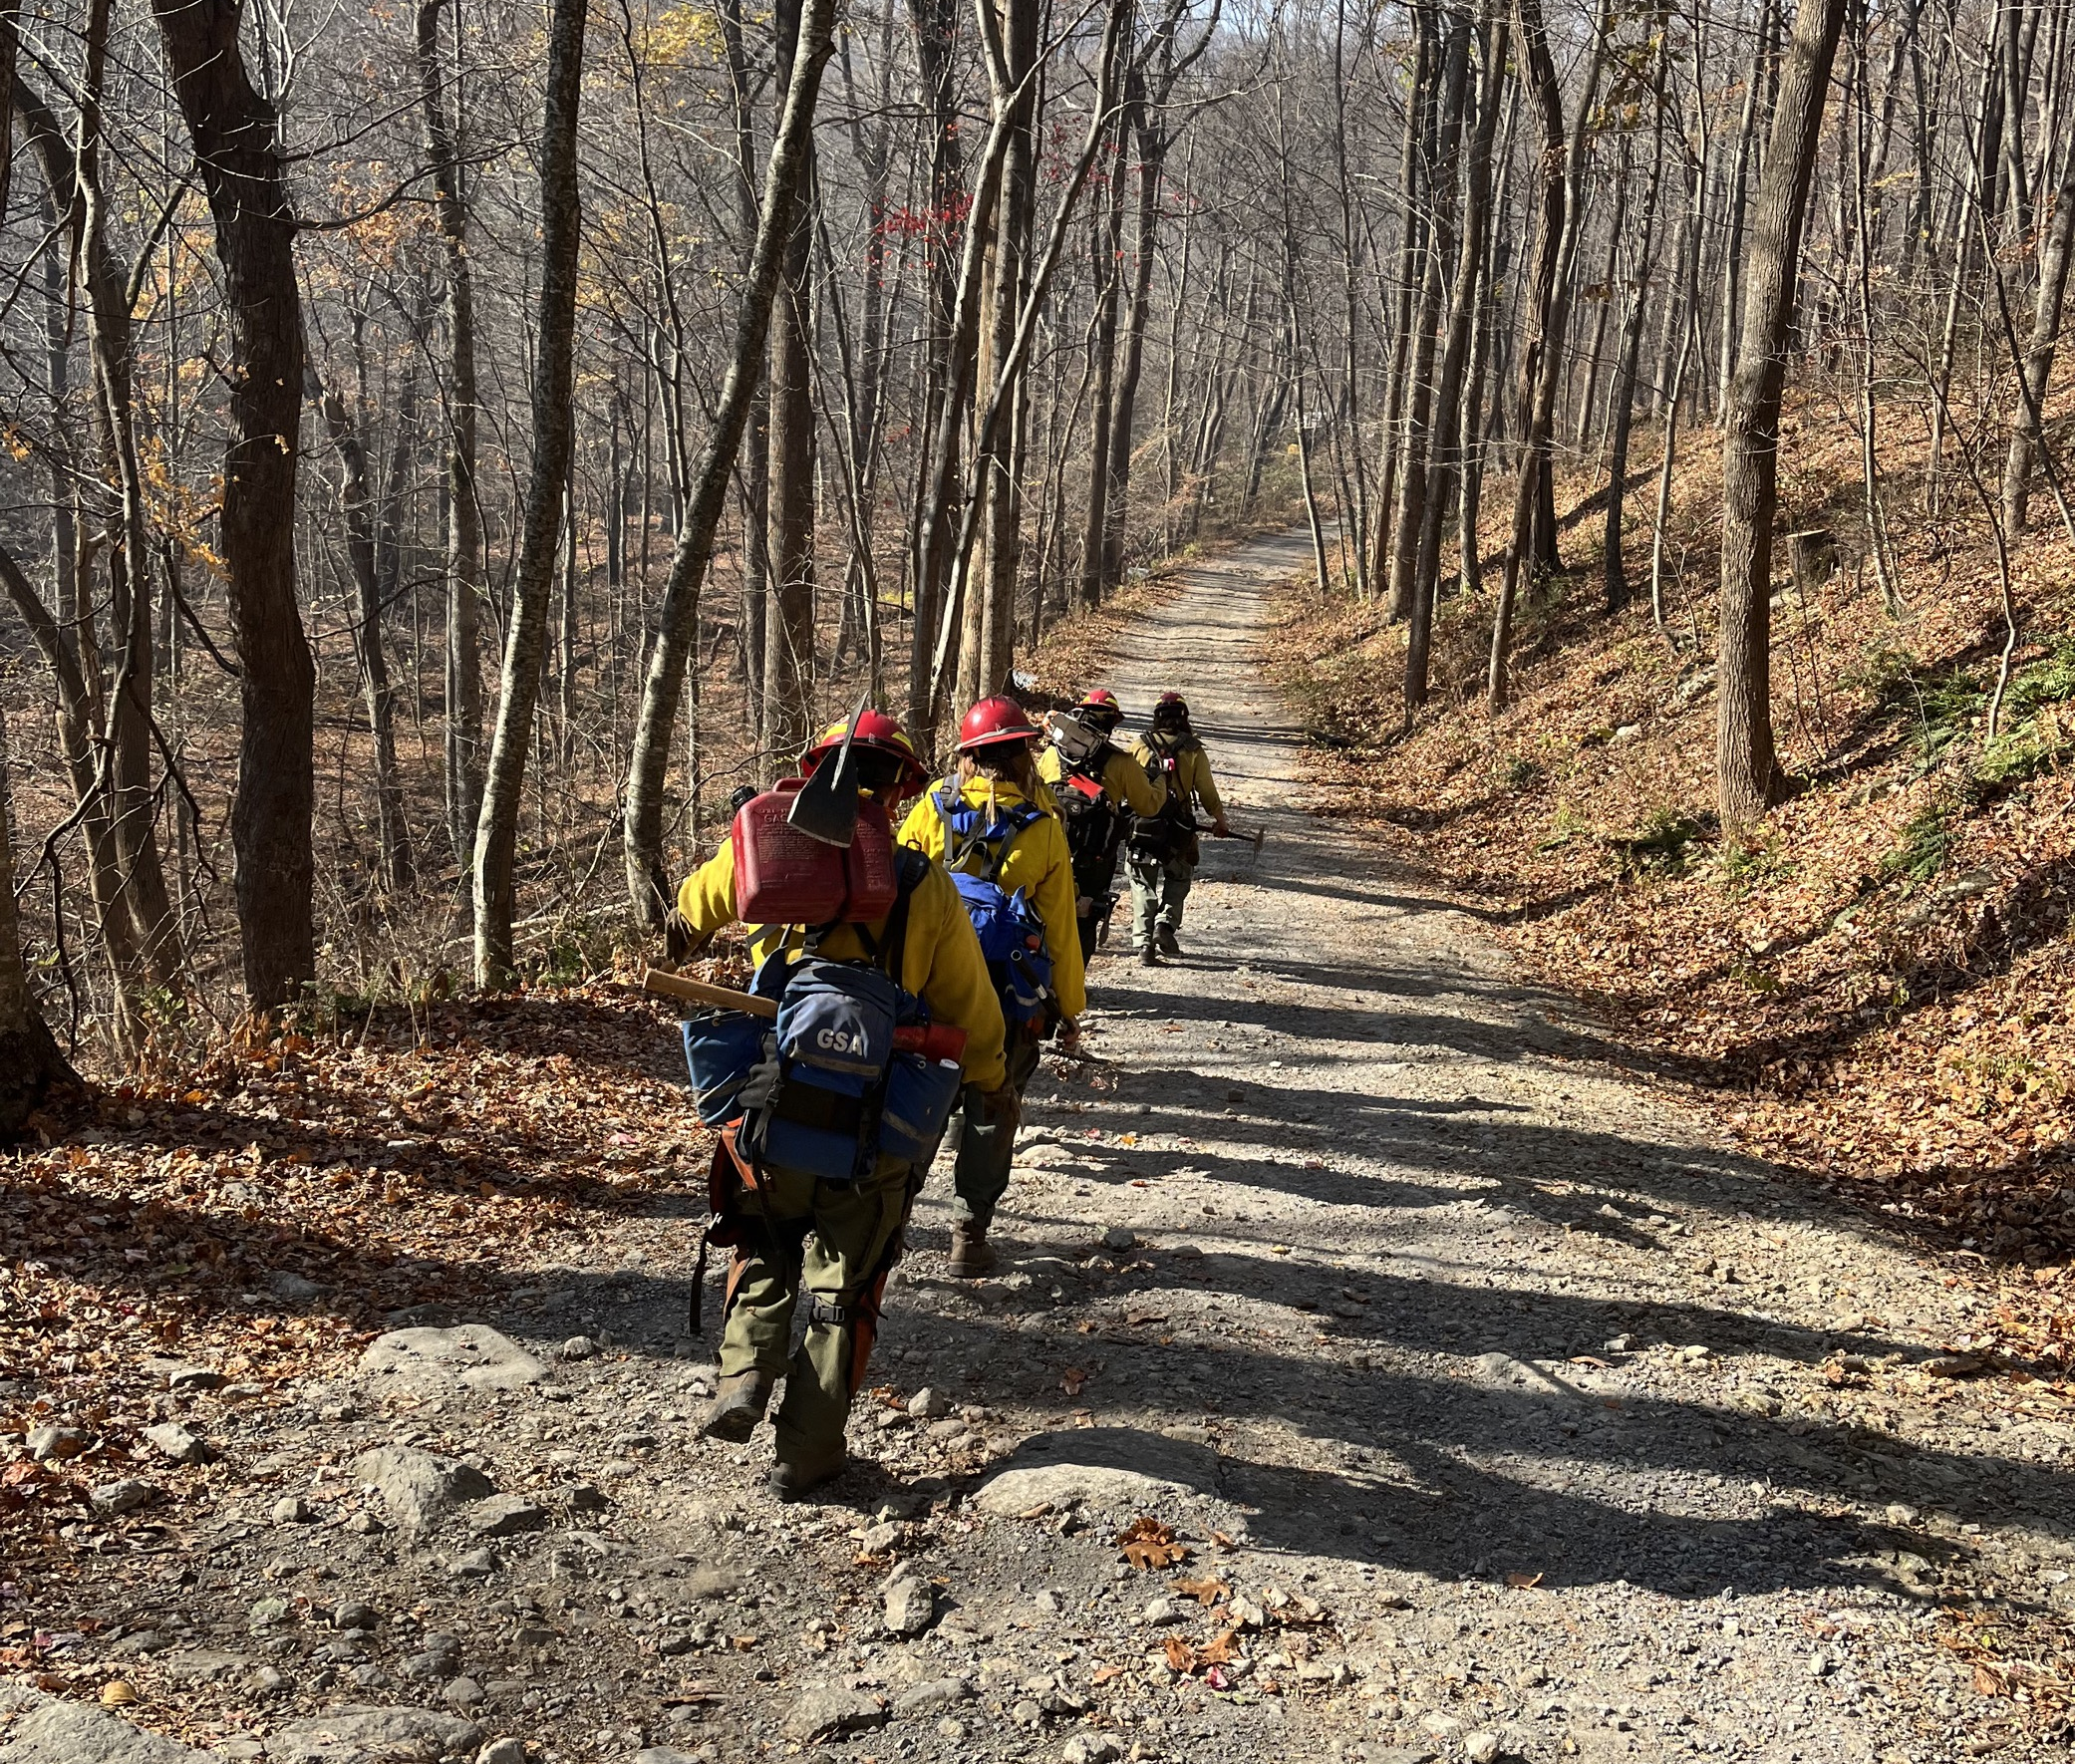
[
  {"xmin": 900, "ymin": 696, "xmax": 1085, "ymax": 1277},
  {"xmin": 669, "ymin": 711, "xmax": 1009, "ymax": 1500},
  {"xmin": 1036, "ymin": 688, "xmax": 1167, "ymax": 961},
  {"xmin": 1127, "ymin": 692, "xmax": 1228, "ymax": 965}
]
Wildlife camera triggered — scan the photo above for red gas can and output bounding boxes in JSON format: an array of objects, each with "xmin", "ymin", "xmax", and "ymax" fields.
[{"xmin": 732, "ymin": 777, "xmax": 899, "ymax": 926}]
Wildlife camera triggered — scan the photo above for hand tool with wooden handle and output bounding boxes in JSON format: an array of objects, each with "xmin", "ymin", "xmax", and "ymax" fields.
[
  {"xmin": 639, "ymin": 966, "xmax": 968, "ymax": 1062},
  {"xmin": 641, "ymin": 965, "xmax": 777, "ymax": 1019}
]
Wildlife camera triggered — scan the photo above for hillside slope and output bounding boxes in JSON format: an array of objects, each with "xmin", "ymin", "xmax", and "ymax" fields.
[{"xmin": 1280, "ymin": 421, "xmax": 2075, "ymax": 1359}]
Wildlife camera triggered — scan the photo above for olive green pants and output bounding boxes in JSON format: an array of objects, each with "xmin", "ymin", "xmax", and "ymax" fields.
[
  {"xmin": 1127, "ymin": 849, "xmax": 1194, "ymax": 946},
  {"xmin": 718, "ymin": 1151, "xmax": 915, "ymax": 1466},
  {"xmin": 948, "ymin": 1033, "xmax": 1042, "ymax": 1230}
]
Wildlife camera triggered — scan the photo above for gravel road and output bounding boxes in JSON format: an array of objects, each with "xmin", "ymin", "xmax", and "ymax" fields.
[{"xmin": 24, "ymin": 530, "xmax": 2072, "ymax": 1764}]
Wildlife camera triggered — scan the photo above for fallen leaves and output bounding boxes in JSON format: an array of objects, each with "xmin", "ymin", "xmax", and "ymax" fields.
[
  {"xmin": 1162, "ymin": 1629, "xmax": 1241, "ymax": 1675},
  {"xmin": 1061, "ymin": 1367, "xmax": 1089, "ymax": 1398},
  {"xmin": 1259, "ymin": 1586, "xmax": 1328, "ymax": 1624},
  {"xmin": 1936, "ymin": 1603, "xmax": 2075, "ymax": 1715},
  {"xmin": 0, "ymin": 986, "xmax": 712, "ymax": 1558},
  {"xmin": 1116, "ymin": 1515, "xmax": 1191, "ymax": 1571},
  {"xmin": 1505, "ymin": 1571, "xmax": 1545, "ymax": 1590}
]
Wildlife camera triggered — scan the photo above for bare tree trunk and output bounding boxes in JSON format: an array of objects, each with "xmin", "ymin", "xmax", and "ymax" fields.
[
  {"xmin": 152, "ymin": 0, "xmax": 314, "ymax": 1010},
  {"xmin": 0, "ymin": 708, "xmax": 74, "ymax": 1134},
  {"xmin": 1078, "ymin": 134, "xmax": 1128, "ymax": 609},
  {"xmin": 418, "ymin": 0, "xmax": 484, "ymax": 877},
  {"xmin": 1603, "ymin": 46, "xmax": 1667, "ymax": 615},
  {"xmin": 763, "ymin": 0, "xmax": 818, "ymax": 766},
  {"xmin": 1718, "ymin": 0, "xmax": 1778, "ymax": 417},
  {"xmin": 1457, "ymin": 85, "xmax": 1513, "ymax": 601},
  {"xmin": 962, "ymin": 0, "xmax": 1039, "ymax": 705},
  {"xmin": 1101, "ymin": 3, "xmax": 1201, "ymax": 603},
  {"xmin": 921, "ymin": 0, "xmax": 1129, "ymax": 718},
  {"xmin": 313, "ymin": 365, "xmax": 413, "ymax": 892},
  {"xmin": 11, "ymin": 66, "xmax": 182, "ymax": 996},
  {"xmin": 471, "ymin": 0, "xmax": 587, "ymax": 986},
  {"xmin": 903, "ymin": 0, "xmax": 974, "ymax": 729},
  {"xmin": 2003, "ymin": 132, "xmax": 2075, "ymax": 531},
  {"xmin": 622, "ymin": 0, "xmax": 838, "ymax": 923},
  {"xmin": 1370, "ymin": 6, "xmax": 1435, "ymax": 598},
  {"xmin": 1485, "ymin": 0, "xmax": 1566, "ymax": 712},
  {"xmin": 1406, "ymin": 7, "xmax": 1504, "ymax": 711},
  {"xmin": 1717, "ymin": 0, "xmax": 1849, "ymax": 823},
  {"xmin": 1388, "ymin": 11, "xmax": 1469, "ymax": 625},
  {"xmin": 0, "ymin": 540, "xmax": 149, "ymax": 1029}
]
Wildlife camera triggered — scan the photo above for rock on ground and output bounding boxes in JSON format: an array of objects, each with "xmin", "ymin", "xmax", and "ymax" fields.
[
  {"xmin": 0, "ymin": 1685, "xmax": 221, "ymax": 1761},
  {"xmin": 882, "ymin": 1573, "xmax": 936, "ymax": 1636},
  {"xmin": 356, "ymin": 1325, "xmax": 548, "ymax": 1396},
  {"xmin": 143, "ymin": 1421, "xmax": 212, "ymax": 1465},
  {"xmin": 261, "ymin": 1707, "xmax": 481, "ymax": 1763},
  {"xmin": 972, "ymin": 1426, "xmax": 1228, "ymax": 1524},
  {"xmin": 347, "ymin": 1447, "xmax": 493, "ymax": 1532},
  {"xmin": 781, "ymin": 1687, "xmax": 887, "ymax": 1742}
]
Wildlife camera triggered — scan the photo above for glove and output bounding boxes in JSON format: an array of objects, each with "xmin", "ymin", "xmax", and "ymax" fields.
[
  {"xmin": 664, "ymin": 909, "xmax": 705, "ymax": 965},
  {"xmin": 1056, "ymin": 1017, "xmax": 1082, "ymax": 1052},
  {"xmin": 979, "ymin": 1082, "xmax": 1023, "ymax": 1136},
  {"xmin": 1211, "ymin": 817, "xmax": 1231, "ymax": 839}
]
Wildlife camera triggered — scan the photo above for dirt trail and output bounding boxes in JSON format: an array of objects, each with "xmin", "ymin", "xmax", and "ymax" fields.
[{"xmin": 26, "ymin": 530, "xmax": 2072, "ymax": 1764}]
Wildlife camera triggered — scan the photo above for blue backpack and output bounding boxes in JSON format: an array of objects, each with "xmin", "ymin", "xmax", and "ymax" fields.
[
  {"xmin": 681, "ymin": 847, "xmax": 962, "ymax": 1182},
  {"xmin": 931, "ymin": 784, "xmax": 1056, "ymax": 1038}
]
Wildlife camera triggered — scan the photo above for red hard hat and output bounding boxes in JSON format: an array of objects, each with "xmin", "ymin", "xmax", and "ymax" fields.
[
  {"xmin": 1075, "ymin": 688, "xmax": 1121, "ymax": 713},
  {"xmin": 957, "ymin": 695, "xmax": 1039, "ymax": 752},
  {"xmin": 801, "ymin": 710, "xmax": 930, "ymax": 796}
]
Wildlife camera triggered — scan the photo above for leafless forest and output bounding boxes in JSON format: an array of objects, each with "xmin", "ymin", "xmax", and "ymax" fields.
[{"xmin": 1, "ymin": 0, "xmax": 2072, "ymax": 1087}]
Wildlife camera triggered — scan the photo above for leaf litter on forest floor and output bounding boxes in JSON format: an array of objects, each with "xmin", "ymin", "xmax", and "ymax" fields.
[
  {"xmin": 0, "ymin": 984, "xmax": 710, "ymax": 1558},
  {"xmin": 1116, "ymin": 1515, "xmax": 1191, "ymax": 1571}
]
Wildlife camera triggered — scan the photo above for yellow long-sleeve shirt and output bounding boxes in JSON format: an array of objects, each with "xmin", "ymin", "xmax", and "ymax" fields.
[
  {"xmin": 896, "ymin": 777, "xmax": 1088, "ymax": 1021},
  {"xmin": 1132, "ymin": 735, "xmax": 1224, "ymax": 823},
  {"xmin": 1037, "ymin": 741, "xmax": 1166, "ymax": 817},
  {"xmin": 674, "ymin": 837, "xmax": 1008, "ymax": 1090}
]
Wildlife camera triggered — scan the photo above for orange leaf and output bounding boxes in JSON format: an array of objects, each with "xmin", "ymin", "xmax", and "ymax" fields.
[
  {"xmin": 1199, "ymin": 1629, "xmax": 1241, "ymax": 1664},
  {"xmin": 1505, "ymin": 1572, "xmax": 1544, "ymax": 1589},
  {"xmin": 1174, "ymin": 1578, "xmax": 1229, "ymax": 1606},
  {"xmin": 1116, "ymin": 1514, "xmax": 1192, "ymax": 1571},
  {"xmin": 1162, "ymin": 1637, "xmax": 1197, "ymax": 1672},
  {"xmin": 1062, "ymin": 1367, "xmax": 1088, "ymax": 1397}
]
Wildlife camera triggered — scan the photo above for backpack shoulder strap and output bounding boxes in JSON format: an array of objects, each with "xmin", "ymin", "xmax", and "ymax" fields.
[
  {"xmin": 934, "ymin": 784, "xmax": 986, "ymax": 872},
  {"xmin": 880, "ymin": 846, "xmax": 932, "ymax": 985},
  {"xmin": 981, "ymin": 799, "xmax": 1045, "ymax": 883}
]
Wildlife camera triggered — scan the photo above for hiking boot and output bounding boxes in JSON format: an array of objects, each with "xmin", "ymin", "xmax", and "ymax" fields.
[
  {"xmin": 947, "ymin": 1223, "xmax": 998, "ymax": 1279},
  {"xmin": 768, "ymin": 1443, "xmax": 847, "ymax": 1503},
  {"xmin": 700, "ymin": 1371, "xmax": 772, "ymax": 1442},
  {"xmin": 1156, "ymin": 925, "xmax": 1182, "ymax": 957},
  {"xmin": 1138, "ymin": 944, "xmax": 1163, "ymax": 967}
]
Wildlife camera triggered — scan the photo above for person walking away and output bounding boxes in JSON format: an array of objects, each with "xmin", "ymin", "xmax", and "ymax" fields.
[
  {"xmin": 900, "ymin": 696, "xmax": 1085, "ymax": 1277},
  {"xmin": 1128, "ymin": 692, "xmax": 1228, "ymax": 965},
  {"xmin": 669, "ymin": 711, "xmax": 1009, "ymax": 1499},
  {"xmin": 1037, "ymin": 688, "xmax": 1167, "ymax": 961}
]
